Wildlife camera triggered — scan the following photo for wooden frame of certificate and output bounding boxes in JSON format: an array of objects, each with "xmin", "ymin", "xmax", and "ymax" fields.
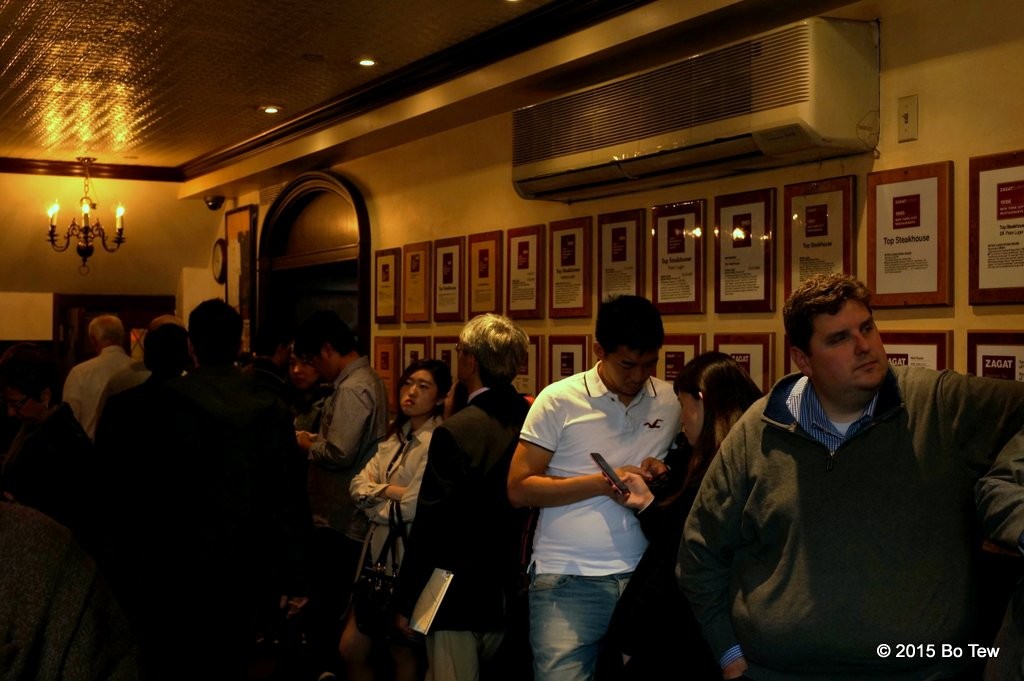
[
  {"xmin": 651, "ymin": 200, "xmax": 705, "ymax": 314},
  {"xmin": 373, "ymin": 336, "xmax": 400, "ymax": 408},
  {"xmin": 783, "ymin": 176, "xmax": 856, "ymax": 301},
  {"xmin": 374, "ymin": 247, "xmax": 401, "ymax": 324},
  {"xmin": 713, "ymin": 332, "xmax": 775, "ymax": 392},
  {"xmin": 402, "ymin": 241, "xmax": 432, "ymax": 323},
  {"xmin": 967, "ymin": 332, "xmax": 1024, "ymax": 381},
  {"xmin": 434, "ymin": 236, "xmax": 466, "ymax": 322},
  {"xmin": 512, "ymin": 335, "xmax": 543, "ymax": 397},
  {"xmin": 432, "ymin": 336, "xmax": 459, "ymax": 380},
  {"xmin": 881, "ymin": 331, "xmax": 952, "ymax": 371},
  {"xmin": 659, "ymin": 333, "xmax": 705, "ymax": 384},
  {"xmin": 598, "ymin": 209, "xmax": 645, "ymax": 301},
  {"xmin": 969, "ymin": 150, "xmax": 1024, "ymax": 304},
  {"xmin": 549, "ymin": 217, "xmax": 592, "ymax": 319},
  {"xmin": 714, "ymin": 188, "xmax": 776, "ymax": 313},
  {"xmin": 401, "ymin": 335, "xmax": 429, "ymax": 370},
  {"xmin": 867, "ymin": 161, "xmax": 953, "ymax": 307},
  {"xmin": 506, "ymin": 224, "xmax": 545, "ymax": 320},
  {"xmin": 468, "ymin": 231, "xmax": 503, "ymax": 315},
  {"xmin": 225, "ymin": 205, "xmax": 258, "ymax": 348},
  {"xmin": 547, "ymin": 335, "xmax": 590, "ymax": 386}
]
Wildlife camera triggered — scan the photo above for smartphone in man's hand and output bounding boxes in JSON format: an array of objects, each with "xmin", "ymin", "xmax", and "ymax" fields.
[{"xmin": 591, "ymin": 452, "xmax": 629, "ymax": 495}]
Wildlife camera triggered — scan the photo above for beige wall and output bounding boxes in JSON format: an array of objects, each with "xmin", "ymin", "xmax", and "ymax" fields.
[
  {"xmin": 333, "ymin": 0, "xmax": 1024, "ymax": 379},
  {"xmin": 0, "ymin": 173, "xmax": 222, "ymax": 333}
]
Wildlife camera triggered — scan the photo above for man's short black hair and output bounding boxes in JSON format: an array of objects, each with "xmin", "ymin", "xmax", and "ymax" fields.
[
  {"xmin": 144, "ymin": 323, "xmax": 192, "ymax": 378},
  {"xmin": 252, "ymin": 322, "xmax": 292, "ymax": 357},
  {"xmin": 594, "ymin": 295, "xmax": 664, "ymax": 355},
  {"xmin": 0, "ymin": 343, "xmax": 59, "ymax": 401},
  {"xmin": 188, "ymin": 299, "xmax": 243, "ymax": 367},
  {"xmin": 293, "ymin": 310, "xmax": 357, "ymax": 359}
]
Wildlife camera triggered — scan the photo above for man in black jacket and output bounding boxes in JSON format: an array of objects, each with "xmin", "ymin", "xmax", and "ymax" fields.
[
  {"xmin": 396, "ymin": 313, "xmax": 532, "ymax": 681},
  {"xmin": 140, "ymin": 299, "xmax": 309, "ymax": 681}
]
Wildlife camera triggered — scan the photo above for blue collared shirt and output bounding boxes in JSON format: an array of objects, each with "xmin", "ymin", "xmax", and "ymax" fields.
[{"xmin": 786, "ymin": 376, "xmax": 878, "ymax": 452}]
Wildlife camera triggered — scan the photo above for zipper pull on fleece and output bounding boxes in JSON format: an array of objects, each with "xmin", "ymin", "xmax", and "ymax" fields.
[{"xmin": 826, "ymin": 449, "xmax": 837, "ymax": 472}]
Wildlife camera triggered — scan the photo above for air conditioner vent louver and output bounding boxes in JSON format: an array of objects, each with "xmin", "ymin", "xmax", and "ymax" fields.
[
  {"xmin": 512, "ymin": 18, "xmax": 879, "ymax": 202},
  {"xmin": 513, "ymin": 25, "xmax": 812, "ymax": 166}
]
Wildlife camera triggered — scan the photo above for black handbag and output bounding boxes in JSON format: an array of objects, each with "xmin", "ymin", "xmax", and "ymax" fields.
[{"xmin": 352, "ymin": 501, "xmax": 406, "ymax": 637}]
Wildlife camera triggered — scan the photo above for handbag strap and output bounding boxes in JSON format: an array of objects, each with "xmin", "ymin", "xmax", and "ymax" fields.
[{"xmin": 386, "ymin": 500, "xmax": 406, "ymax": 574}]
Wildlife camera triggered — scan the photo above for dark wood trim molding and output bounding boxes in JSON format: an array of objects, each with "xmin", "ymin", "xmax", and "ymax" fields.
[{"xmin": 0, "ymin": 157, "xmax": 183, "ymax": 182}]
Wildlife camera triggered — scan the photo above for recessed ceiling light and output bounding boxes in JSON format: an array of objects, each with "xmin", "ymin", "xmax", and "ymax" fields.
[
  {"xmin": 260, "ymin": 105, "xmax": 282, "ymax": 114},
  {"xmin": 358, "ymin": 58, "xmax": 376, "ymax": 67}
]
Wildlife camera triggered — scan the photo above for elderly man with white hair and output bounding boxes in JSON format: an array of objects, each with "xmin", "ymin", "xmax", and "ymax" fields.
[{"xmin": 62, "ymin": 314, "xmax": 132, "ymax": 440}]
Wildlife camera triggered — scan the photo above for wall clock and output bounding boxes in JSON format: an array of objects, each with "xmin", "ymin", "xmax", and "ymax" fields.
[{"xmin": 211, "ymin": 238, "xmax": 227, "ymax": 284}]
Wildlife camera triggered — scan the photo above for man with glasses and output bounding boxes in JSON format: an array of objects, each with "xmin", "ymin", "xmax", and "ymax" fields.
[
  {"xmin": 397, "ymin": 313, "xmax": 533, "ymax": 681},
  {"xmin": 508, "ymin": 295, "xmax": 680, "ymax": 681},
  {"xmin": 0, "ymin": 342, "xmax": 93, "ymax": 546}
]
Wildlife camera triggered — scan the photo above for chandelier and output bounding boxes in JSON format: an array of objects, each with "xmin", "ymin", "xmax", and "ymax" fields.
[{"xmin": 46, "ymin": 157, "xmax": 125, "ymax": 272}]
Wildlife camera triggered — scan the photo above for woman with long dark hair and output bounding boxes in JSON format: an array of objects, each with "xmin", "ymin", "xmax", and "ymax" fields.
[
  {"xmin": 602, "ymin": 351, "xmax": 762, "ymax": 680},
  {"xmin": 342, "ymin": 358, "xmax": 452, "ymax": 681}
]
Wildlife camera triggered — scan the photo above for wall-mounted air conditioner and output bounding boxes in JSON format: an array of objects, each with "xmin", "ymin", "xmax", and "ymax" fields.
[{"xmin": 512, "ymin": 17, "xmax": 879, "ymax": 202}]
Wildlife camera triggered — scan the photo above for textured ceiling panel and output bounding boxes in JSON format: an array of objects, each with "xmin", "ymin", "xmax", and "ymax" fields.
[{"xmin": 0, "ymin": 0, "xmax": 558, "ymax": 168}]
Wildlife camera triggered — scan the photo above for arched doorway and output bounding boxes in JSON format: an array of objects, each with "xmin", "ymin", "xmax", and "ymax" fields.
[{"xmin": 257, "ymin": 172, "xmax": 371, "ymax": 352}]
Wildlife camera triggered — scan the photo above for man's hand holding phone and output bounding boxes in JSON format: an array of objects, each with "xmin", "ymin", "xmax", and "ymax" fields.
[
  {"xmin": 591, "ymin": 452, "xmax": 629, "ymax": 495},
  {"xmin": 592, "ymin": 452, "xmax": 655, "ymax": 511}
]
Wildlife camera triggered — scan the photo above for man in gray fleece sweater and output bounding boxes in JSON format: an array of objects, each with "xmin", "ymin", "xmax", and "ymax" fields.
[{"xmin": 680, "ymin": 274, "xmax": 1024, "ymax": 681}]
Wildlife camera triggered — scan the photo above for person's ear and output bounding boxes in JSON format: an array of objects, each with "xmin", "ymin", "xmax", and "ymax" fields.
[
  {"xmin": 39, "ymin": 387, "xmax": 52, "ymax": 408},
  {"xmin": 593, "ymin": 342, "xmax": 605, "ymax": 361},
  {"xmin": 791, "ymin": 345, "xmax": 812, "ymax": 377}
]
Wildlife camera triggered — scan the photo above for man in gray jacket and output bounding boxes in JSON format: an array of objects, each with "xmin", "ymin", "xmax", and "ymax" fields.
[{"xmin": 681, "ymin": 274, "xmax": 1024, "ymax": 680}]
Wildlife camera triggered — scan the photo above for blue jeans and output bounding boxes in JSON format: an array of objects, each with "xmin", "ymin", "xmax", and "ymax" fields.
[{"xmin": 529, "ymin": 571, "xmax": 632, "ymax": 681}]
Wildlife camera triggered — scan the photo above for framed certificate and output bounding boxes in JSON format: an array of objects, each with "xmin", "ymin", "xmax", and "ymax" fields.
[
  {"xmin": 401, "ymin": 336, "xmax": 429, "ymax": 370},
  {"xmin": 652, "ymin": 200, "xmax": 705, "ymax": 314},
  {"xmin": 713, "ymin": 332, "xmax": 775, "ymax": 393},
  {"xmin": 468, "ymin": 231, "xmax": 503, "ymax": 315},
  {"xmin": 433, "ymin": 336, "xmax": 460, "ymax": 381},
  {"xmin": 373, "ymin": 336, "xmax": 400, "ymax": 409},
  {"xmin": 434, "ymin": 236, "xmax": 465, "ymax": 322},
  {"xmin": 783, "ymin": 176, "xmax": 856, "ymax": 301},
  {"xmin": 402, "ymin": 241, "xmax": 432, "ymax": 323},
  {"xmin": 967, "ymin": 332, "xmax": 1024, "ymax": 381},
  {"xmin": 867, "ymin": 162, "xmax": 953, "ymax": 307},
  {"xmin": 512, "ymin": 335, "xmax": 543, "ymax": 397},
  {"xmin": 881, "ymin": 331, "xmax": 952, "ymax": 371},
  {"xmin": 374, "ymin": 247, "xmax": 401, "ymax": 324},
  {"xmin": 969, "ymin": 150, "xmax": 1024, "ymax": 304},
  {"xmin": 714, "ymin": 188, "xmax": 776, "ymax": 313},
  {"xmin": 506, "ymin": 224, "xmax": 545, "ymax": 319},
  {"xmin": 547, "ymin": 335, "xmax": 590, "ymax": 386},
  {"xmin": 598, "ymin": 209, "xmax": 645, "ymax": 301},
  {"xmin": 659, "ymin": 333, "xmax": 705, "ymax": 384},
  {"xmin": 549, "ymin": 217, "xmax": 592, "ymax": 318},
  {"xmin": 226, "ymin": 205, "xmax": 257, "ymax": 351}
]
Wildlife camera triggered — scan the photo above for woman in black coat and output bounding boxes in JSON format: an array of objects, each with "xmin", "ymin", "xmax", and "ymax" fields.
[{"xmin": 601, "ymin": 352, "xmax": 763, "ymax": 681}]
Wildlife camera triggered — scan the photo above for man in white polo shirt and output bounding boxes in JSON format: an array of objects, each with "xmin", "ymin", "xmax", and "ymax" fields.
[{"xmin": 508, "ymin": 295, "xmax": 680, "ymax": 681}]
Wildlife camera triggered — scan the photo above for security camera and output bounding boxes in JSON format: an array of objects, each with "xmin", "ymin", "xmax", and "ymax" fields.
[{"xmin": 204, "ymin": 195, "xmax": 225, "ymax": 211}]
